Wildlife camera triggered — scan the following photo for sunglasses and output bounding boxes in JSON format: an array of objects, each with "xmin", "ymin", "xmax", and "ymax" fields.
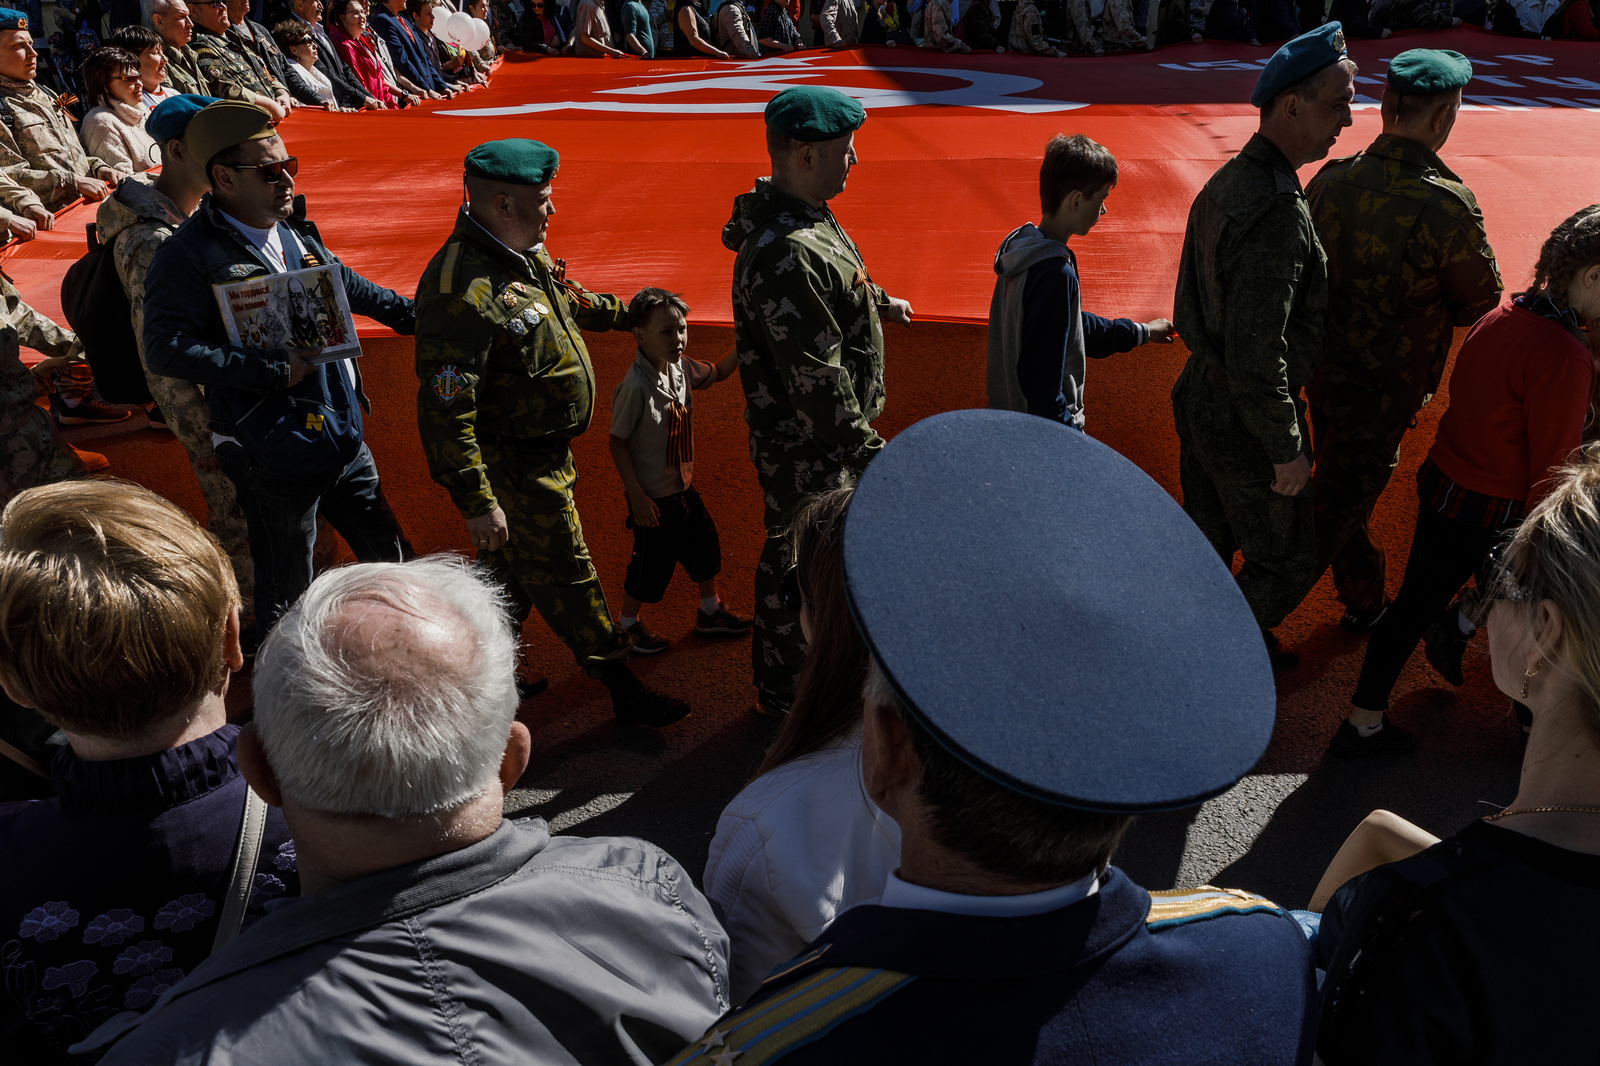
[
  {"xmin": 227, "ymin": 156, "xmax": 299, "ymax": 183},
  {"xmin": 1463, "ymin": 541, "xmax": 1533, "ymax": 627},
  {"xmin": 780, "ymin": 564, "xmax": 803, "ymax": 614}
]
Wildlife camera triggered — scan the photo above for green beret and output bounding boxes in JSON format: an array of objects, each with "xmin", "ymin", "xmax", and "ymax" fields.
[
  {"xmin": 763, "ymin": 86, "xmax": 866, "ymax": 142},
  {"xmin": 464, "ymin": 139, "xmax": 559, "ymax": 186},
  {"xmin": 1386, "ymin": 49, "xmax": 1473, "ymax": 96},
  {"xmin": 1251, "ymin": 22, "xmax": 1348, "ymax": 109}
]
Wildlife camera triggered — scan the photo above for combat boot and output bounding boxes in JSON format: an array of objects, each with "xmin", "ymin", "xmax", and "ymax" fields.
[{"xmin": 589, "ymin": 659, "xmax": 690, "ymax": 727}]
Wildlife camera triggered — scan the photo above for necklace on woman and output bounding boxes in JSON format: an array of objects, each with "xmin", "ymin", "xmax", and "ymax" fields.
[{"xmin": 1484, "ymin": 804, "xmax": 1600, "ymax": 821}]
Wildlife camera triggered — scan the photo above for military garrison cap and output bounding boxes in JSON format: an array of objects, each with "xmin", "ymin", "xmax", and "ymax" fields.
[
  {"xmin": 464, "ymin": 139, "xmax": 559, "ymax": 186},
  {"xmin": 146, "ymin": 94, "xmax": 220, "ymax": 143},
  {"xmin": 1386, "ymin": 48, "xmax": 1472, "ymax": 96},
  {"xmin": 185, "ymin": 100, "xmax": 276, "ymax": 171},
  {"xmin": 841, "ymin": 410, "xmax": 1277, "ymax": 814},
  {"xmin": 1250, "ymin": 21, "xmax": 1349, "ymax": 109},
  {"xmin": 764, "ymin": 85, "xmax": 866, "ymax": 142},
  {"xmin": 0, "ymin": 7, "xmax": 27, "ymax": 30}
]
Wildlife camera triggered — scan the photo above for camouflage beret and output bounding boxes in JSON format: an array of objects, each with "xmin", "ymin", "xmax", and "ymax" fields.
[
  {"xmin": 0, "ymin": 7, "xmax": 27, "ymax": 30},
  {"xmin": 764, "ymin": 86, "xmax": 866, "ymax": 142},
  {"xmin": 464, "ymin": 139, "xmax": 559, "ymax": 186},
  {"xmin": 1387, "ymin": 49, "xmax": 1473, "ymax": 96},
  {"xmin": 1250, "ymin": 21, "xmax": 1349, "ymax": 109}
]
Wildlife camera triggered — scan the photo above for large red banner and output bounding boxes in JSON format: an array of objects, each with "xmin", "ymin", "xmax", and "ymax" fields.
[{"xmin": 5, "ymin": 28, "xmax": 1598, "ymax": 329}]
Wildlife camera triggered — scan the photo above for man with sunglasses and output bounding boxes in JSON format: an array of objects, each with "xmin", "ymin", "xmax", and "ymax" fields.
[
  {"xmin": 140, "ymin": 100, "xmax": 417, "ymax": 644},
  {"xmin": 290, "ymin": 0, "xmax": 381, "ymax": 109},
  {"xmin": 188, "ymin": 0, "xmax": 292, "ymax": 119}
]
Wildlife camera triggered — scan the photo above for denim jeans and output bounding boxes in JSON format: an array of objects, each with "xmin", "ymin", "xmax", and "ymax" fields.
[{"xmin": 219, "ymin": 441, "xmax": 410, "ymax": 637}]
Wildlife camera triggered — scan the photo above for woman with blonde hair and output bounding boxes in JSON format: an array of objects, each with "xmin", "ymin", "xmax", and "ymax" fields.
[{"xmin": 1312, "ymin": 446, "xmax": 1600, "ymax": 1064}]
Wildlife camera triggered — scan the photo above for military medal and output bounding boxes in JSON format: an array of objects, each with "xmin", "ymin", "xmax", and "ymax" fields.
[
  {"xmin": 533, "ymin": 301, "xmax": 550, "ymax": 316},
  {"xmin": 508, "ymin": 317, "xmax": 527, "ymax": 337},
  {"xmin": 511, "ymin": 282, "xmax": 527, "ymax": 295},
  {"xmin": 520, "ymin": 308, "xmax": 541, "ymax": 326}
]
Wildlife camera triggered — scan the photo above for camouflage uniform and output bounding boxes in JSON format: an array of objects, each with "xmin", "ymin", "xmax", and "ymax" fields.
[
  {"xmin": 0, "ymin": 75, "xmax": 114, "ymax": 212},
  {"xmin": 190, "ymin": 24, "xmax": 285, "ymax": 102},
  {"xmin": 97, "ymin": 173, "xmax": 255, "ymax": 608},
  {"xmin": 414, "ymin": 208, "xmax": 631, "ymax": 667},
  {"xmin": 1305, "ymin": 134, "xmax": 1502, "ymax": 615},
  {"xmin": 163, "ymin": 43, "xmax": 207, "ymax": 96},
  {"xmin": 723, "ymin": 177, "xmax": 888, "ymax": 706},
  {"xmin": 1171, "ymin": 132, "xmax": 1328, "ymax": 635},
  {"xmin": 0, "ymin": 270, "xmax": 85, "ymax": 501},
  {"xmin": 918, "ymin": 0, "xmax": 971, "ymax": 51},
  {"xmin": 1009, "ymin": 0, "xmax": 1067, "ymax": 55}
]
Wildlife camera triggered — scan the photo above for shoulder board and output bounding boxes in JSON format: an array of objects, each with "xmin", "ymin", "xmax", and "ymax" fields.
[
  {"xmin": 439, "ymin": 240, "xmax": 464, "ymax": 295},
  {"xmin": 1146, "ymin": 885, "xmax": 1283, "ymax": 932},
  {"xmin": 665, "ymin": 966, "xmax": 916, "ymax": 1066}
]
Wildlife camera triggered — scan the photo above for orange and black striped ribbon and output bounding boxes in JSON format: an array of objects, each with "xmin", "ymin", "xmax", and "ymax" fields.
[{"xmin": 665, "ymin": 400, "xmax": 692, "ymax": 466}]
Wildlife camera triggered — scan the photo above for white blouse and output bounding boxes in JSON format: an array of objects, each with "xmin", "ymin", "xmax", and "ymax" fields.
[{"xmin": 703, "ymin": 734, "xmax": 902, "ymax": 1005}]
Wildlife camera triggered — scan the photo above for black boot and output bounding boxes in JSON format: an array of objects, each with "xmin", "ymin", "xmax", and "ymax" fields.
[{"xmin": 592, "ymin": 661, "xmax": 690, "ymax": 727}]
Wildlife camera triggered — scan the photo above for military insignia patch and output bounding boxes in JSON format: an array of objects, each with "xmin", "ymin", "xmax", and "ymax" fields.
[
  {"xmin": 16, "ymin": 16, "xmax": 26, "ymax": 28},
  {"xmin": 1332, "ymin": 29, "xmax": 1346, "ymax": 52},
  {"xmin": 464, "ymin": 277, "xmax": 492, "ymax": 311},
  {"xmin": 431, "ymin": 364, "xmax": 466, "ymax": 405},
  {"xmin": 508, "ymin": 318, "xmax": 528, "ymax": 337}
]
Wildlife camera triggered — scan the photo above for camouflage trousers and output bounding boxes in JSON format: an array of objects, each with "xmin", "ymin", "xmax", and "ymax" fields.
[
  {"xmin": 1306, "ymin": 388, "xmax": 1415, "ymax": 615},
  {"xmin": 142, "ymin": 367, "xmax": 255, "ymax": 612},
  {"xmin": 479, "ymin": 440, "xmax": 629, "ymax": 666},
  {"xmin": 1061, "ymin": 0, "xmax": 1145, "ymax": 51},
  {"xmin": 0, "ymin": 338, "xmax": 81, "ymax": 500},
  {"xmin": 1172, "ymin": 362, "xmax": 1316, "ymax": 633}
]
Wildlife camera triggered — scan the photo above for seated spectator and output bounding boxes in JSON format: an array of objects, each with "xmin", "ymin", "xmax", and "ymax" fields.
[
  {"xmin": 366, "ymin": 15, "xmax": 429, "ymax": 102},
  {"xmin": 464, "ymin": 0, "xmax": 499, "ymax": 72},
  {"xmin": 1327, "ymin": 0, "xmax": 1390, "ymax": 35},
  {"xmin": 673, "ymin": 410, "xmax": 1315, "ymax": 1064},
  {"xmin": 620, "ymin": 0, "xmax": 655, "ymax": 53},
  {"xmin": 187, "ymin": 0, "xmax": 291, "ymax": 119},
  {"xmin": 0, "ymin": 479, "xmax": 298, "ymax": 1065},
  {"xmin": 272, "ymin": 20, "xmax": 346, "ymax": 107},
  {"xmin": 756, "ymin": 0, "xmax": 804, "ymax": 49},
  {"xmin": 328, "ymin": 0, "xmax": 397, "ymax": 106},
  {"xmin": 1372, "ymin": 0, "xmax": 1460, "ymax": 30},
  {"xmin": 79, "ymin": 46, "xmax": 158, "ymax": 175},
  {"xmin": 862, "ymin": 0, "xmax": 913, "ymax": 42},
  {"xmin": 0, "ymin": 12, "xmax": 129, "ymax": 212},
  {"xmin": 1200, "ymin": 0, "xmax": 1257, "ymax": 42},
  {"xmin": 960, "ymin": 0, "xmax": 1001, "ymax": 47},
  {"xmin": 290, "ymin": 0, "xmax": 380, "ymax": 108},
  {"xmin": 704, "ymin": 487, "xmax": 902, "ymax": 1006},
  {"xmin": 1008, "ymin": 0, "xmax": 1066, "ymax": 54},
  {"xmin": 919, "ymin": 0, "xmax": 971, "ymax": 50},
  {"xmin": 1558, "ymin": 0, "xmax": 1598, "ymax": 37},
  {"xmin": 1502, "ymin": 0, "xmax": 1562, "ymax": 31},
  {"xmin": 1248, "ymin": 0, "xmax": 1298, "ymax": 40},
  {"xmin": 714, "ymin": 0, "xmax": 760, "ymax": 55},
  {"xmin": 150, "ymin": 0, "xmax": 207, "ymax": 97},
  {"xmin": 107, "ymin": 25, "xmax": 180, "ymax": 108},
  {"xmin": 1339, "ymin": 205, "xmax": 1600, "ymax": 755},
  {"xmin": 226, "ymin": 0, "xmax": 293, "ymax": 97},
  {"xmin": 575, "ymin": 0, "xmax": 627, "ymax": 53},
  {"xmin": 75, "ymin": 555, "xmax": 731, "ymax": 1065},
  {"xmin": 1315, "ymin": 448, "xmax": 1600, "ymax": 1065},
  {"xmin": 372, "ymin": 0, "xmax": 453, "ymax": 98},
  {"xmin": 522, "ymin": 0, "xmax": 573, "ymax": 51},
  {"xmin": 815, "ymin": 0, "xmax": 860, "ymax": 43}
]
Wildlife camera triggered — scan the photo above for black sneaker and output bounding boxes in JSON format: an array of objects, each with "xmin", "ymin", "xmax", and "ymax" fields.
[
  {"xmin": 695, "ymin": 605, "xmax": 754, "ymax": 636},
  {"xmin": 1330, "ymin": 716, "xmax": 1418, "ymax": 758},
  {"xmin": 1339, "ymin": 601, "xmax": 1391, "ymax": 634},
  {"xmin": 516, "ymin": 672, "xmax": 548, "ymax": 700},
  {"xmin": 1264, "ymin": 630, "xmax": 1298, "ymax": 673},
  {"xmin": 51, "ymin": 393, "xmax": 131, "ymax": 426},
  {"xmin": 599, "ymin": 667, "xmax": 689, "ymax": 728},
  {"xmin": 1423, "ymin": 604, "xmax": 1471, "ymax": 686},
  {"xmin": 623, "ymin": 619, "xmax": 669, "ymax": 655}
]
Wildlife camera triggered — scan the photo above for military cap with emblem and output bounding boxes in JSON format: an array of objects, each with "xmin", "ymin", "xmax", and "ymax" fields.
[
  {"xmin": 842, "ymin": 409, "xmax": 1277, "ymax": 814},
  {"xmin": 465, "ymin": 139, "xmax": 560, "ymax": 186},
  {"xmin": 146, "ymin": 94, "xmax": 221, "ymax": 144},
  {"xmin": 764, "ymin": 85, "xmax": 867, "ymax": 142},
  {"xmin": 0, "ymin": 7, "xmax": 27, "ymax": 30},
  {"xmin": 184, "ymin": 100, "xmax": 276, "ymax": 171},
  {"xmin": 1386, "ymin": 48, "xmax": 1473, "ymax": 96},
  {"xmin": 1250, "ymin": 21, "xmax": 1349, "ymax": 109}
]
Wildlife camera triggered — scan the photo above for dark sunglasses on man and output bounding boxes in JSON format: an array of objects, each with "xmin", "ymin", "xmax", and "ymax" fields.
[{"xmin": 227, "ymin": 156, "xmax": 299, "ymax": 184}]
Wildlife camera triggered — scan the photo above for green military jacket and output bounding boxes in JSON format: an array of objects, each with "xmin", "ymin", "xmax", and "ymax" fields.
[
  {"xmin": 163, "ymin": 43, "xmax": 207, "ymax": 95},
  {"xmin": 0, "ymin": 77, "xmax": 111, "ymax": 211},
  {"xmin": 1174, "ymin": 132, "xmax": 1328, "ymax": 466},
  {"xmin": 192, "ymin": 25, "xmax": 284, "ymax": 102},
  {"xmin": 414, "ymin": 209, "xmax": 628, "ymax": 519},
  {"xmin": 721, "ymin": 177, "xmax": 888, "ymax": 493},
  {"xmin": 1307, "ymin": 133, "xmax": 1502, "ymax": 419}
]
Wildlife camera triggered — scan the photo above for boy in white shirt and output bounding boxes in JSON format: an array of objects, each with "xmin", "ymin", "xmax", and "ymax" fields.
[{"xmin": 609, "ymin": 288, "xmax": 752, "ymax": 653}]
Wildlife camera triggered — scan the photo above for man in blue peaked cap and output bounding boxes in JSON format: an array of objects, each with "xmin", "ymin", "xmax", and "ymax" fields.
[{"xmin": 668, "ymin": 410, "xmax": 1318, "ymax": 1066}]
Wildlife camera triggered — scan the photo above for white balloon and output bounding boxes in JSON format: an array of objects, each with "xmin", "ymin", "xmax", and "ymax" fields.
[
  {"xmin": 468, "ymin": 16, "xmax": 491, "ymax": 48},
  {"xmin": 430, "ymin": 5, "xmax": 453, "ymax": 39},
  {"xmin": 446, "ymin": 9, "xmax": 475, "ymax": 42}
]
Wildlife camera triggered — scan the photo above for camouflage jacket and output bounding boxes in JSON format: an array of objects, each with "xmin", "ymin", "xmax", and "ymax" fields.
[
  {"xmin": 0, "ymin": 77, "xmax": 112, "ymax": 211},
  {"xmin": 163, "ymin": 43, "xmax": 207, "ymax": 95},
  {"xmin": 0, "ymin": 268, "xmax": 80, "ymax": 362},
  {"xmin": 97, "ymin": 173, "xmax": 186, "ymax": 365},
  {"xmin": 722, "ymin": 177, "xmax": 888, "ymax": 487},
  {"xmin": 191, "ymin": 25, "xmax": 284, "ymax": 102},
  {"xmin": 0, "ymin": 169, "xmax": 42, "ymax": 216},
  {"xmin": 414, "ymin": 208, "xmax": 629, "ymax": 519},
  {"xmin": 1009, "ymin": 0, "xmax": 1065, "ymax": 54},
  {"xmin": 1174, "ymin": 132, "xmax": 1329, "ymax": 465},
  {"xmin": 1307, "ymin": 134, "xmax": 1502, "ymax": 418}
]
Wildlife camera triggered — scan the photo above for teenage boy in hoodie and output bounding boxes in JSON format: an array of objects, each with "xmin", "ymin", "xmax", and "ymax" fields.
[{"xmin": 987, "ymin": 133, "xmax": 1174, "ymax": 431}]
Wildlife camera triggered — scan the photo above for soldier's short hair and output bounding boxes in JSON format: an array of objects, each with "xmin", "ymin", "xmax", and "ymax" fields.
[
  {"xmin": 0, "ymin": 480, "xmax": 240, "ymax": 741},
  {"xmin": 1039, "ymin": 133, "xmax": 1117, "ymax": 217},
  {"xmin": 863, "ymin": 657, "xmax": 1135, "ymax": 884},
  {"xmin": 1390, "ymin": 88, "xmax": 1460, "ymax": 126},
  {"xmin": 628, "ymin": 287, "xmax": 690, "ymax": 331}
]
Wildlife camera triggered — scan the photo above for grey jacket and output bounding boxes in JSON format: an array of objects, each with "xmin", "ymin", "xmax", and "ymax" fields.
[{"xmin": 75, "ymin": 820, "xmax": 731, "ymax": 1065}]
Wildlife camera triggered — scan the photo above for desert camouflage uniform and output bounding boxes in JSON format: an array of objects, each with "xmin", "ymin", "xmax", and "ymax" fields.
[
  {"xmin": 1009, "ymin": 0, "xmax": 1066, "ymax": 54},
  {"xmin": 0, "ymin": 270, "xmax": 85, "ymax": 501},
  {"xmin": 0, "ymin": 75, "xmax": 113, "ymax": 212},
  {"xmin": 723, "ymin": 177, "xmax": 888, "ymax": 706},
  {"xmin": 1305, "ymin": 134, "xmax": 1502, "ymax": 614},
  {"xmin": 919, "ymin": 0, "xmax": 971, "ymax": 51},
  {"xmin": 1172, "ymin": 132, "xmax": 1328, "ymax": 635},
  {"xmin": 163, "ymin": 43, "xmax": 207, "ymax": 95},
  {"xmin": 97, "ymin": 173, "xmax": 255, "ymax": 607},
  {"xmin": 190, "ymin": 24, "xmax": 285, "ymax": 102},
  {"xmin": 414, "ymin": 208, "xmax": 631, "ymax": 667}
]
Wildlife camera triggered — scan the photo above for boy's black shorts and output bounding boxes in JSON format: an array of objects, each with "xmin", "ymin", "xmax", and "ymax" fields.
[{"xmin": 623, "ymin": 485, "xmax": 721, "ymax": 604}]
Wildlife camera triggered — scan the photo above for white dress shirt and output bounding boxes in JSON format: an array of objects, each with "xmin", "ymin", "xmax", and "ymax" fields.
[{"xmin": 879, "ymin": 867, "xmax": 1100, "ymax": 917}]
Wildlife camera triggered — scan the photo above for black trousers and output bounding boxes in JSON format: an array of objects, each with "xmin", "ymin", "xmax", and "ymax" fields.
[
  {"xmin": 623, "ymin": 486, "xmax": 721, "ymax": 604},
  {"xmin": 1351, "ymin": 502, "xmax": 1514, "ymax": 711}
]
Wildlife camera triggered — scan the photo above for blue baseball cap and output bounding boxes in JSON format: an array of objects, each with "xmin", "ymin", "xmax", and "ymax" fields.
[
  {"xmin": 841, "ymin": 410, "xmax": 1278, "ymax": 814},
  {"xmin": 1251, "ymin": 21, "xmax": 1349, "ymax": 109},
  {"xmin": 146, "ymin": 94, "xmax": 220, "ymax": 143}
]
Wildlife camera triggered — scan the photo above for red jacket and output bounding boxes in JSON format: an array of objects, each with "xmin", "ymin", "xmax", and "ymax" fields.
[
  {"xmin": 331, "ymin": 26, "xmax": 396, "ymax": 107},
  {"xmin": 1429, "ymin": 299, "xmax": 1595, "ymax": 510}
]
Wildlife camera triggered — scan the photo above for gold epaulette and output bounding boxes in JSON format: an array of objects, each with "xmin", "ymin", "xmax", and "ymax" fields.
[
  {"xmin": 439, "ymin": 240, "xmax": 463, "ymax": 295},
  {"xmin": 1146, "ymin": 885, "xmax": 1284, "ymax": 932}
]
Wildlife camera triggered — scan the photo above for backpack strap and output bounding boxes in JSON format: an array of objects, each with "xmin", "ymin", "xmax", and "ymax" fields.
[{"xmin": 211, "ymin": 785, "xmax": 269, "ymax": 955}]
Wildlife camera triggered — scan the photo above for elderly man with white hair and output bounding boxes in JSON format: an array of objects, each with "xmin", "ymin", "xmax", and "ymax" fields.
[{"xmin": 76, "ymin": 554, "xmax": 731, "ymax": 1066}]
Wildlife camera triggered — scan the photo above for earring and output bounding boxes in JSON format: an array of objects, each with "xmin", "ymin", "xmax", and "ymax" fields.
[{"xmin": 1521, "ymin": 658, "xmax": 1544, "ymax": 701}]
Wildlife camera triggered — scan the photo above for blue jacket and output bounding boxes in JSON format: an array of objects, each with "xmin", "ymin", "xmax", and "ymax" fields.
[
  {"xmin": 370, "ymin": 8, "xmax": 447, "ymax": 95},
  {"xmin": 143, "ymin": 192, "xmax": 414, "ymax": 479}
]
